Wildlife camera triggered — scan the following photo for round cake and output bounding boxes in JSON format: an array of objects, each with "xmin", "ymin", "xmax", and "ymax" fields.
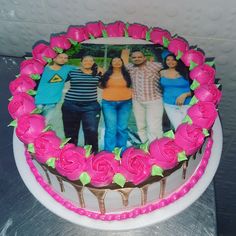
[{"xmin": 8, "ymin": 21, "xmax": 222, "ymax": 227}]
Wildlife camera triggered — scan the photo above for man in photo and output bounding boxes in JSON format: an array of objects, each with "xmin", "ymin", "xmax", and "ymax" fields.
[{"xmin": 121, "ymin": 48, "xmax": 163, "ymax": 143}]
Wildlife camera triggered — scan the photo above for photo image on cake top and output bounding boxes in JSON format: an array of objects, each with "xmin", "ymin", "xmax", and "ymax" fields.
[{"xmin": 9, "ymin": 21, "xmax": 223, "ymax": 230}]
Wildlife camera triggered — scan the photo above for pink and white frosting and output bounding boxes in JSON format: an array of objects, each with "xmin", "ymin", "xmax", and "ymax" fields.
[
  {"xmin": 20, "ymin": 59, "xmax": 44, "ymax": 76},
  {"xmin": 190, "ymin": 64, "xmax": 216, "ymax": 84},
  {"xmin": 9, "ymin": 75, "xmax": 36, "ymax": 95},
  {"xmin": 55, "ymin": 144, "xmax": 87, "ymax": 181},
  {"xmin": 16, "ymin": 114, "xmax": 45, "ymax": 144},
  {"xmin": 86, "ymin": 151, "xmax": 119, "ymax": 187},
  {"xmin": 86, "ymin": 21, "xmax": 105, "ymax": 38},
  {"xmin": 66, "ymin": 26, "xmax": 89, "ymax": 42},
  {"xmin": 168, "ymin": 37, "xmax": 189, "ymax": 56},
  {"xmin": 150, "ymin": 28, "xmax": 172, "ymax": 45},
  {"xmin": 174, "ymin": 123, "xmax": 205, "ymax": 155},
  {"xmin": 187, "ymin": 101, "xmax": 218, "ymax": 129},
  {"xmin": 149, "ymin": 138, "xmax": 183, "ymax": 169},
  {"xmin": 194, "ymin": 84, "xmax": 222, "ymax": 105},
  {"xmin": 50, "ymin": 35, "xmax": 71, "ymax": 50},
  {"xmin": 32, "ymin": 43, "xmax": 57, "ymax": 65},
  {"xmin": 34, "ymin": 131, "xmax": 61, "ymax": 164},
  {"xmin": 105, "ymin": 21, "xmax": 126, "ymax": 37},
  {"xmin": 181, "ymin": 49, "xmax": 205, "ymax": 67},
  {"xmin": 119, "ymin": 147, "xmax": 152, "ymax": 185},
  {"xmin": 8, "ymin": 92, "xmax": 36, "ymax": 119},
  {"xmin": 127, "ymin": 23, "xmax": 148, "ymax": 39}
]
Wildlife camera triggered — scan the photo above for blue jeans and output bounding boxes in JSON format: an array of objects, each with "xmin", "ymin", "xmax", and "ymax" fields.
[
  {"xmin": 61, "ymin": 100, "xmax": 101, "ymax": 153},
  {"xmin": 102, "ymin": 99, "xmax": 132, "ymax": 152}
]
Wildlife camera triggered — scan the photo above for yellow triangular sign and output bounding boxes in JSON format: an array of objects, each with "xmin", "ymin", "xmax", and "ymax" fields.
[{"xmin": 49, "ymin": 74, "xmax": 63, "ymax": 83}]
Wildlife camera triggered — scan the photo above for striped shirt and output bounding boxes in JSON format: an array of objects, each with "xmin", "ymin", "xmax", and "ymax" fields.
[
  {"xmin": 126, "ymin": 62, "xmax": 162, "ymax": 102},
  {"xmin": 64, "ymin": 69, "xmax": 100, "ymax": 102}
]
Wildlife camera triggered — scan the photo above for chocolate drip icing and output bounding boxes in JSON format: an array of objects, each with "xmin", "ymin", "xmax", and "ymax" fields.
[
  {"xmin": 89, "ymin": 188, "xmax": 107, "ymax": 214},
  {"xmin": 140, "ymin": 184, "xmax": 150, "ymax": 205},
  {"xmin": 41, "ymin": 165, "xmax": 51, "ymax": 185},
  {"xmin": 73, "ymin": 185, "xmax": 85, "ymax": 208},
  {"xmin": 182, "ymin": 161, "xmax": 188, "ymax": 179},
  {"xmin": 56, "ymin": 176, "xmax": 65, "ymax": 192},
  {"xmin": 115, "ymin": 188, "xmax": 133, "ymax": 207},
  {"xmin": 159, "ymin": 178, "xmax": 167, "ymax": 199}
]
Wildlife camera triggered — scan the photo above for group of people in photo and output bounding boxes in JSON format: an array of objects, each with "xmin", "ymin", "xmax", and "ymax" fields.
[{"xmin": 35, "ymin": 45, "xmax": 192, "ymax": 154}]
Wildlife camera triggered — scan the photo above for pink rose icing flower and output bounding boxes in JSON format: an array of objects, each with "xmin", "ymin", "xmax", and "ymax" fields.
[
  {"xmin": 16, "ymin": 114, "xmax": 45, "ymax": 144},
  {"xmin": 105, "ymin": 21, "xmax": 126, "ymax": 37},
  {"xmin": 34, "ymin": 131, "xmax": 61, "ymax": 164},
  {"xmin": 181, "ymin": 49, "xmax": 205, "ymax": 70},
  {"xmin": 187, "ymin": 101, "xmax": 218, "ymax": 129},
  {"xmin": 86, "ymin": 21, "xmax": 105, "ymax": 38},
  {"xmin": 55, "ymin": 144, "xmax": 87, "ymax": 181},
  {"xmin": 86, "ymin": 151, "xmax": 119, "ymax": 187},
  {"xmin": 32, "ymin": 43, "xmax": 57, "ymax": 65},
  {"xmin": 20, "ymin": 59, "xmax": 44, "ymax": 77},
  {"xmin": 66, "ymin": 26, "xmax": 89, "ymax": 42},
  {"xmin": 149, "ymin": 138, "xmax": 183, "ymax": 170},
  {"xmin": 190, "ymin": 64, "xmax": 216, "ymax": 85},
  {"xmin": 50, "ymin": 35, "xmax": 71, "ymax": 50},
  {"xmin": 168, "ymin": 37, "xmax": 189, "ymax": 58},
  {"xmin": 174, "ymin": 124, "xmax": 205, "ymax": 155},
  {"xmin": 8, "ymin": 92, "xmax": 36, "ymax": 119},
  {"xmin": 150, "ymin": 28, "xmax": 172, "ymax": 46},
  {"xmin": 9, "ymin": 75, "xmax": 36, "ymax": 95},
  {"xmin": 194, "ymin": 84, "xmax": 222, "ymax": 105},
  {"xmin": 119, "ymin": 147, "xmax": 151, "ymax": 185},
  {"xmin": 127, "ymin": 23, "xmax": 148, "ymax": 39}
]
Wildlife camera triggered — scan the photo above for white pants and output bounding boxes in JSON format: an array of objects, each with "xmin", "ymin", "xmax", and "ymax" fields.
[
  {"xmin": 133, "ymin": 99, "xmax": 163, "ymax": 143},
  {"xmin": 164, "ymin": 103, "xmax": 190, "ymax": 130}
]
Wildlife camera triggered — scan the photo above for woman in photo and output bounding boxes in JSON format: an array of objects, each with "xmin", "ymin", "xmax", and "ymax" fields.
[
  {"xmin": 160, "ymin": 52, "xmax": 192, "ymax": 130},
  {"xmin": 61, "ymin": 55, "xmax": 102, "ymax": 153},
  {"xmin": 100, "ymin": 57, "xmax": 132, "ymax": 152}
]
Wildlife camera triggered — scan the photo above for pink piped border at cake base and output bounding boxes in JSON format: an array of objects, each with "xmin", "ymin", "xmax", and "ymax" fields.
[{"xmin": 25, "ymin": 135, "xmax": 213, "ymax": 221}]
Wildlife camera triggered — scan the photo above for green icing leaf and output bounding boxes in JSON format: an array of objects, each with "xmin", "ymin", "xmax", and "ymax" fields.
[
  {"xmin": 163, "ymin": 37, "xmax": 170, "ymax": 47},
  {"xmin": 140, "ymin": 141, "xmax": 149, "ymax": 153},
  {"xmin": 163, "ymin": 130, "xmax": 175, "ymax": 139},
  {"xmin": 145, "ymin": 30, "xmax": 151, "ymax": 41},
  {"xmin": 15, "ymin": 74, "xmax": 20, "ymax": 78},
  {"xmin": 151, "ymin": 165, "xmax": 164, "ymax": 177},
  {"xmin": 176, "ymin": 50, "xmax": 183, "ymax": 60},
  {"xmin": 8, "ymin": 120, "xmax": 17, "ymax": 127},
  {"xmin": 124, "ymin": 23, "xmax": 129, "ymax": 38},
  {"xmin": 46, "ymin": 157, "xmax": 56, "ymax": 168},
  {"xmin": 102, "ymin": 29, "xmax": 108, "ymax": 38},
  {"xmin": 42, "ymin": 124, "xmax": 53, "ymax": 132},
  {"xmin": 53, "ymin": 47, "xmax": 63, "ymax": 54},
  {"xmin": 27, "ymin": 143, "xmax": 35, "ymax": 153},
  {"xmin": 79, "ymin": 172, "xmax": 91, "ymax": 186},
  {"xmin": 60, "ymin": 138, "xmax": 71, "ymax": 148},
  {"xmin": 178, "ymin": 151, "xmax": 188, "ymax": 162},
  {"xmin": 189, "ymin": 60, "xmax": 198, "ymax": 71},
  {"xmin": 27, "ymin": 89, "xmax": 37, "ymax": 96},
  {"xmin": 31, "ymin": 74, "xmax": 41, "ymax": 80},
  {"xmin": 89, "ymin": 34, "xmax": 95, "ymax": 40},
  {"xmin": 113, "ymin": 173, "xmax": 126, "ymax": 187},
  {"xmin": 203, "ymin": 128, "xmax": 210, "ymax": 137},
  {"xmin": 182, "ymin": 115, "xmax": 193, "ymax": 124},
  {"xmin": 189, "ymin": 96, "xmax": 199, "ymax": 106},
  {"xmin": 68, "ymin": 38, "xmax": 78, "ymax": 46},
  {"xmin": 112, "ymin": 147, "xmax": 122, "ymax": 160},
  {"xmin": 205, "ymin": 61, "xmax": 215, "ymax": 67},
  {"xmin": 84, "ymin": 145, "xmax": 92, "ymax": 157},
  {"xmin": 43, "ymin": 56, "xmax": 52, "ymax": 63},
  {"xmin": 216, "ymin": 83, "xmax": 221, "ymax": 88},
  {"xmin": 8, "ymin": 96, "xmax": 13, "ymax": 101},
  {"xmin": 190, "ymin": 80, "xmax": 200, "ymax": 90},
  {"xmin": 31, "ymin": 107, "xmax": 42, "ymax": 114}
]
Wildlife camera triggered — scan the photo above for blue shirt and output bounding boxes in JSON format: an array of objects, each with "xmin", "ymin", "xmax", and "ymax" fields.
[
  {"xmin": 64, "ymin": 69, "xmax": 100, "ymax": 102},
  {"xmin": 160, "ymin": 76, "xmax": 191, "ymax": 105},
  {"xmin": 35, "ymin": 65, "xmax": 76, "ymax": 105}
]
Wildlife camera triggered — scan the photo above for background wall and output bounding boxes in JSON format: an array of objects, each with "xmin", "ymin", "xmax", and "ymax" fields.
[{"xmin": 1, "ymin": 0, "xmax": 236, "ymax": 235}]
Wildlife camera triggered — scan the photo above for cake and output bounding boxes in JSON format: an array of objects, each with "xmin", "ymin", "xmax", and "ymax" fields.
[{"xmin": 8, "ymin": 21, "xmax": 222, "ymax": 221}]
